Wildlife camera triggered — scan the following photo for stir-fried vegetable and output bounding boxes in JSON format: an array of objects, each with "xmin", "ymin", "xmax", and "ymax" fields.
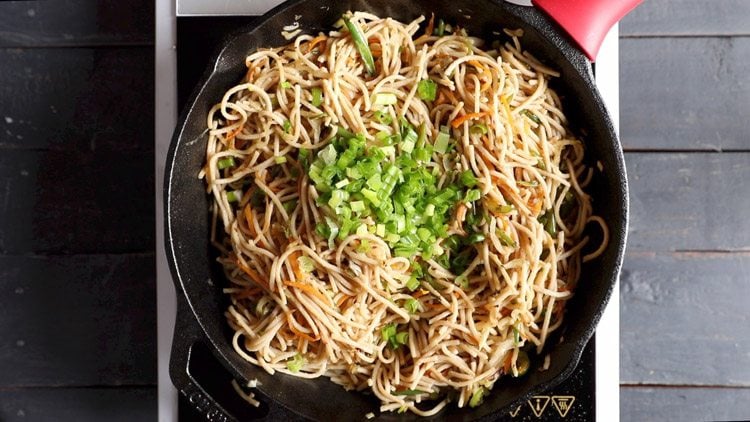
[{"xmin": 343, "ymin": 16, "xmax": 376, "ymax": 75}]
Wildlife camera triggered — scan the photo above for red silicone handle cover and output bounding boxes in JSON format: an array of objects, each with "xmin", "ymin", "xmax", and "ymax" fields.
[{"xmin": 532, "ymin": 0, "xmax": 643, "ymax": 61}]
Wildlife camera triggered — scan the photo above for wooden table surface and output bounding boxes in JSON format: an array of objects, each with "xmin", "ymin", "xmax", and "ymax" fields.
[{"xmin": 0, "ymin": 1, "xmax": 748, "ymax": 421}]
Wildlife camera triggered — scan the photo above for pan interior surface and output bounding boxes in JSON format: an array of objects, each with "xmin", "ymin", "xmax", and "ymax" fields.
[{"xmin": 164, "ymin": 0, "xmax": 627, "ymax": 420}]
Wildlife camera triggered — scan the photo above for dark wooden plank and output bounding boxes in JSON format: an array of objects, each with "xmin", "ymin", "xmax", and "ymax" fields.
[
  {"xmin": 621, "ymin": 386, "xmax": 750, "ymax": 421},
  {"xmin": 0, "ymin": 48, "xmax": 154, "ymax": 152},
  {"xmin": 621, "ymin": 0, "xmax": 750, "ymax": 36},
  {"xmin": 0, "ymin": 387, "xmax": 156, "ymax": 421},
  {"xmin": 0, "ymin": 48, "xmax": 154, "ymax": 254},
  {"xmin": 620, "ymin": 37, "xmax": 750, "ymax": 151},
  {"xmin": 621, "ymin": 252, "xmax": 750, "ymax": 386},
  {"xmin": 0, "ymin": 254, "xmax": 155, "ymax": 386},
  {"xmin": 626, "ymin": 153, "xmax": 750, "ymax": 252},
  {"xmin": 0, "ymin": 0, "xmax": 153, "ymax": 47},
  {"xmin": 0, "ymin": 147, "xmax": 154, "ymax": 254}
]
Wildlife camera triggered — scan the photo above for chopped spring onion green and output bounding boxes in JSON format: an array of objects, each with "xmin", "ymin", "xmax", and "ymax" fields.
[
  {"xmin": 381, "ymin": 323, "xmax": 408, "ymax": 348},
  {"xmin": 539, "ymin": 210, "xmax": 557, "ymax": 235},
  {"xmin": 497, "ymin": 230, "xmax": 517, "ymax": 248},
  {"xmin": 280, "ymin": 80, "xmax": 292, "ymax": 89},
  {"xmin": 217, "ymin": 156, "xmax": 236, "ymax": 170},
  {"xmin": 406, "ymin": 275, "xmax": 420, "ymax": 291},
  {"xmin": 417, "ymin": 79, "xmax": 437, "ymax": 101},
  {"xmin": 318, "ymin": 144, "xmax": 338, "ymax": 165},
  {"xmin": 521, "ymin": 109, "xmax": 541, "ymax": 123},
  {"xmin": 226, "ymin": 189, "xmax": 242, "ymax": 203},
  {"xmin": 395, "ymin": 332, "xmax": 408, "ymax": 345},
  {"xmin": 373, "ymin": 92, "xmax": 398, "ymax": 105},
  {"xmin": 274, "ymin": 155, "xmax": 287, "ymax": 164},
  {"xmin": 401, "ymin": 126, "xmax": 417, "ymax": 153},
  {"xmin": 350, "ymin": 200, "xmax": 366, "ymax": 213},
  {"xmin": 283, "ymin": 119, "xmax": 292, "ymax": 133},
  {"xmin": 459, "ymin": 170, "xmax": 478, "ymax": 188},
  {"xmin": 356, "ymin": 238, "xmax": 370, "ymax": 253},
  {"xmin": 467, "ymin": 233, "xmax": 485, "ymax": 244},
  {"xmin": 381, "ymin": 323, "xmax": 396, "ymax": 342},
  {"xmin": 435, "ymin": 19, "xmax": 446, "ymax": 36},
  {"xmin": 343, "ymin": 16, "xmax": 376, "ymax": 75},
  {"xmin": 434, "ymin": 130, "xmax": 451, "ymax": 153},
  {"xmin": 282, "ymin": 200, "xmax": 297, "ymax": 213},
  {"xmin": 393, "ymin": 389, "xmax": 427, "ymax": 396},
  {"xmin": 311, "ymin": 87, "xmax": 323, "ymax": 106},
  {"xmin": 286, "ymin": 353, "xmax": 305, "ymax": 372},
  {"xmin": 298, "ymin": 256, "xmax": 315, "ymax": 273},
  {"xmin": 464, "ymin": 189, "xmax": 481, "ymax": 203},
  {"xmin": 470, "ymin": 123, "xmax": 488, "ymax": 135},
  {"xmin": 374, "ymin": 109, "xmax": 393, "ymax": 124},
  {"xmin": 404, "ymin": 298, "xmax": 420, "ymax": 314},
  {"xmin": 469, "ymin": 387, "xmax": 487, "ymax": 407},
  {"xmin": 517, "ymin": 180, "xmax": 538, "ymax": 187},
  {"xmin": 513, "ymin": 324, "xmax": 521, "ymax": 345}
]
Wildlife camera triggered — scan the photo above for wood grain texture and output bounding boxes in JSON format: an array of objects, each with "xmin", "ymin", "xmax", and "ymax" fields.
[
  {"xmin": 621, "ymin": 386, "xmax": 750, "ymax": 422},
  {"xmin": 620, "ymin": 37, "xmax": 750, "ymax": 151},
  {"xmin": 621, "ymin": 0, "xmax": 750, "ymax": 36},
  {"xmin": 620, "ymin": 252, "xmax": 750, "ymax": 386},
  {"xmin": 0, "ymin": 254, "xmax": 156, "ymax": 386},
  {"xmin": 0, "ymin": 0, "xmax": 153, "ymax": 47},
  {"xmin": 625, "ymin": 153, "xmax": 750, "ymax": 252},
  {"xmin": 0, "ymin": 48, "xmax": 154, "ymax": 152},
  {"xmin": 0, "ymin": 48, "xmax": 154, "ymax": 254},
  {"xmin": 0, "ymin": 387, "xmax": 156, "ymax": 422},
  {"xmin": 0, "ymin": 148, "xmax": 154, "ymax": 254}
]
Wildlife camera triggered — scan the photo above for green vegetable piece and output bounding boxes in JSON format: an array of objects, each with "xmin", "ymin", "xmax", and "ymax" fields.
[
  {"xmin": 286, "ymin": 353, "xmax": 305, "ymax": 372},
  {"xmin": 467, "ymin": 233, "xmax": 485, "ymax": 244},
  {"xmin": 311, "ymin": 87, "xmax": 323, "ymax": 106},
  {"xmin": 404, "ymin": 298, "xmax": 420, "ymax": 314},
  {"xmin": 406, "ymin": 275, "xmax": 420, "ymax": 291},
  {"xmin": 469, "ymin": 387, "xmax": 487, "ymax": 408},
  {"xmin": 343, "ymin": 16, "xmax": 376, "ymax": 75},
  {"xmin": 374, "ymin": 92, "xmax": 398, "ymax": 105},
  {"xmin": 459, "ymin": 170, "xmax": 478, "ymax": 187},
  {"xmin": 298, "ymin": 256, "xmax": 315, "ymax": 273},
  {"xmin": 417, "ymin": 79, "xmax": 437, "ymax": 101},
  {"xmin": 435, "ymin": 19, "xmax": 446, "ymax": 36},
  {"xmin": 393, "ymin": 389, "xmax": 427, "ymax": 396},
  {"xmin": 283, "ymin": 119, "xmax": 292, "ymax": 133},
  {"xmin": 434, "ymin": 131, "xmax": 451, "ymax": 154},
  {"xmin": 522, "ymin": 109, "xmax": 541, "ymax": 123},
  {"xmin": 280, "ymin": 81, "xmax": 292, "ymax": 89},
  {"xmin": 497, "ymin": 230, "xmax": 517, "ymax": 248},
  {"xmin": 217, "ymin": 156, "xmax": 236, "ymax": 170},
  {"xmin": 226, "ymin": 189, "xmax": 242, "ymax": 203}
]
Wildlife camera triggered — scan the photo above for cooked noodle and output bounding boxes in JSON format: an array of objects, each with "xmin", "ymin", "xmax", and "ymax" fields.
[{"xmin": 201, "ymin": 12, "xmax": 607, "ymax": 415}]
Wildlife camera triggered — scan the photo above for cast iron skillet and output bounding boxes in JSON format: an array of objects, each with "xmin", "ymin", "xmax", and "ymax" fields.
[{"xmin": 165, "ymin": 0, "xmax": 631, "ymax": 420}]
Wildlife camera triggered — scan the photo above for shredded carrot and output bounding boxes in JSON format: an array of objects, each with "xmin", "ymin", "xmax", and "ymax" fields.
[
  {"xmin": 307, "ymin": 35, "xmax": 327, "ymax": 53},
  {"xmin": 236, "ymin": 259, "xmax": 269, "ymax": 291},
  {"xmin": 288, "ymin": 251, "xmax": 305, "ymax": 282},
  {"xmin": 451, "ymin": 111, "xmax": 488, "ymax": 128},
  {"xmin": 503, "ymin": 353, "xmax": 513, "ymax": 373},
  {"xmin": 284, "ymin": 280, "xmax": 332, "ymax": 306},
  {"xmin": 423, "ymin": 13, "xmax": 435, "ymax": 38},
  {"xmin": 413, "ymin": 289, "xmax": 429, "ymax": 298},
  {"xmin": 335, "ymin": 294, "xmax": 349, "ymax": 308},
  {"xmin": 233, "ymin": 287, "xmax": 262, "ymax": 299},
  {"xmin": 243, "ymin": 205, "xmax": 257, "ymax": 237},
  {"xmin": 286, "ymin": 313, "xmax": 320, "ymax": 342}
]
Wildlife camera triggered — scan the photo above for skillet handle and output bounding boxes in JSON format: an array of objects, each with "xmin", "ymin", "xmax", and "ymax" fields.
[
  {"xmin": 532, "ymin": 0, "xmax": 643, "ymax": 61},
  {"xmin": 169, "ymin": 296, "xmax": 238, "ymax": 422}
]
